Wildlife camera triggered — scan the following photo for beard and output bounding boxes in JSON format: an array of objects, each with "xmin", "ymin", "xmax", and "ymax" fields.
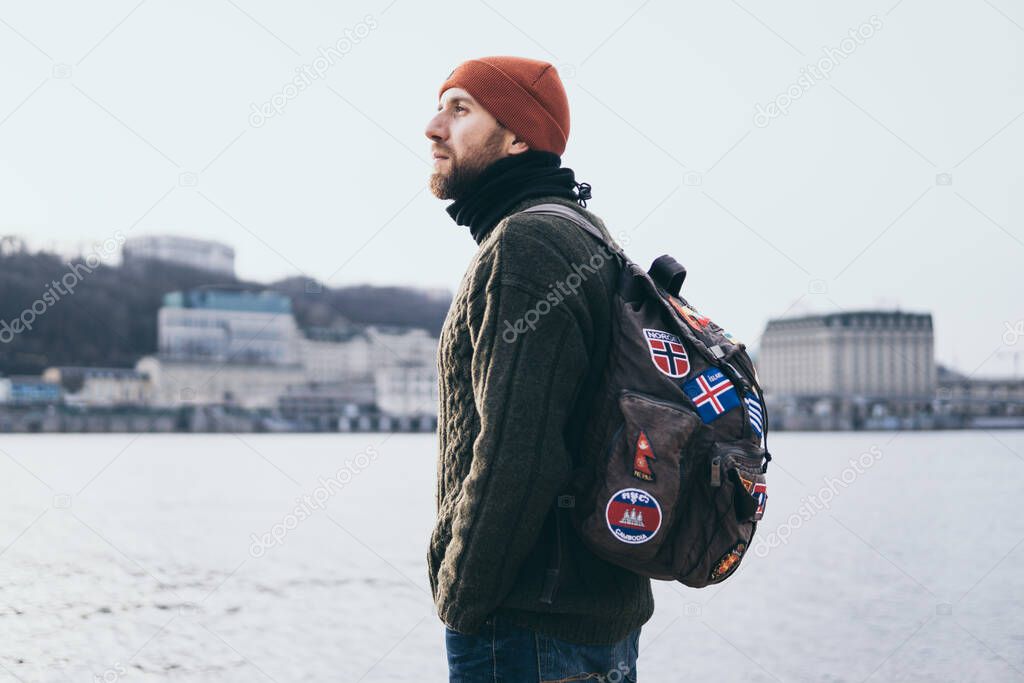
[{"xmin": 429, "ymin": 128, "xmax": 507, "ymax": 200}]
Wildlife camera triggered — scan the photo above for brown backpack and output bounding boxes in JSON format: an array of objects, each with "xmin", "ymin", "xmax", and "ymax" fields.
[{"xmin": 518, "ymin": 203, "xmax": 772, "ymax": 598}]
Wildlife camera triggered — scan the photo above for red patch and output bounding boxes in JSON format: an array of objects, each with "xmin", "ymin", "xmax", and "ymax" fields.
[
  {"xmin": 632, "ymin": 430, "xmax": 656, "ymax": 482},
  {"xmin": 669, "ymin": 297, "xmax": 712, "ymax": 331}
]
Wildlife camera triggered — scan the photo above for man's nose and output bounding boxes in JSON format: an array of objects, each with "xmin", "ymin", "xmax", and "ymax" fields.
[{"xmin": 425, "ymin": 111, "xmax": 446, "ymax": 142}]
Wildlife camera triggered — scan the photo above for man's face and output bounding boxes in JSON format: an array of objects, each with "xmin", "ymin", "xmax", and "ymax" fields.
[{"xmin": 425, "ymin": 87, "xmax": 517, "ymax": 200}]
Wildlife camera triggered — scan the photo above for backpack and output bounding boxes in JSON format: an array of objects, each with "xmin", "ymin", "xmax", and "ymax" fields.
[{"xmin": 516, "ymin": 203, "xmax": 773, "ymax": 599}]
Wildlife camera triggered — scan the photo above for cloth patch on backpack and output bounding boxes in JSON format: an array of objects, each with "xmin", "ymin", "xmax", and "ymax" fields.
[
  {"xmin": 745, "ymin": 392, "xmax": 764, "ymax": 443},
  {"xmin": 605, "ymin": 488, "xmax": 662, "ymax": 545},
  {"xmin": 738, "ymin": 474, "xmax": 768, "ymax": 521},
  {"xmin": 631, "ymin": 430, "xmax": 656, "ymax": 482},
  {"xmin": 643, "ymin": 328, "xmax": 690, "ymax": 378},
  {"xmin": 723, "ymin": 329, "xmax": 744, "ymax": 346},
  {"xmin": 668, "ymin": 298, "xmax": 712, "ymax": 331},
  {"xmin": 752, "ymin": 481, "xmax": 767, "ymax": 520},
  {"xmin": 682, "ymin": 368, "xmax": 739, "ymax": 423},
  {"xmin": 710, "ymin": 541, "xmax": 746, "ymax": 582}
]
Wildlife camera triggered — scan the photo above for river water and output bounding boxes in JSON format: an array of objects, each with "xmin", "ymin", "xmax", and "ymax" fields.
[{"xmin": 0, "ymin": 431, "xmax": 1022, "ymax": 682}]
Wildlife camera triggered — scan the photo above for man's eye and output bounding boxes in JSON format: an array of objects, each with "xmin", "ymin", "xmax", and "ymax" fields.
[{"xmin": 454, "ymin": 105, "xmax": 466, "ymax": 113}]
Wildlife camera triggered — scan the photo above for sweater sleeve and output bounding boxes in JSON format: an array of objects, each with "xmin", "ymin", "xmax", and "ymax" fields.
[{"xmin": 435, "ymin": 228, "xmax": 591, "ymax": 634}]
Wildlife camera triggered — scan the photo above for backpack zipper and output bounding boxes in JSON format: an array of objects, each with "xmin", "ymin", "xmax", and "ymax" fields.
[{"xmin": 619, "ymin": 389, "xmax": 691, "ymax": 414}]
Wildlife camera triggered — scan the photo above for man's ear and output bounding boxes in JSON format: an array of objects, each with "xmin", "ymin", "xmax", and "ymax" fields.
[{"xmin": 507, "ymin": 137, "xmax": 530, "ymax": 155}]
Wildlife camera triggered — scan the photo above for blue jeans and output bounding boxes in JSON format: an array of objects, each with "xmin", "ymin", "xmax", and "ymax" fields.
[{"xmin": 445, "ymin": 614, "xmax": 640, "ymax": 682}]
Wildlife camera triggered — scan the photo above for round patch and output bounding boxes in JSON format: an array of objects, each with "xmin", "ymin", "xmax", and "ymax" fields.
[{"xmin": 605, "ymin": 488, "xmax": 663, "ymax": 544}]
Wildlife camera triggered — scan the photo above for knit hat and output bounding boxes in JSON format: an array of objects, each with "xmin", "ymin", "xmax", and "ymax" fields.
[{"xmin": 438, "ymin": 56, "xmax": 570, "ymax": 156}]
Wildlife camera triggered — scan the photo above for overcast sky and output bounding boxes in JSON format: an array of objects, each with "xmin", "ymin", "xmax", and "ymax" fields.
[{"xmin": 0, "ymin": 0, "xmax": 1021, "ymax": 377}]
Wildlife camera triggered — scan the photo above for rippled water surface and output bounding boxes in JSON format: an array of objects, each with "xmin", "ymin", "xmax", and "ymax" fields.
[{"xmin": 1, "ymin": 432, "xmax": 1022, "ymax": 681}]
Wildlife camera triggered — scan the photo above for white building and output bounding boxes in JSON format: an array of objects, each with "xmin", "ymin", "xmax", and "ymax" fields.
[
  {"xmin": 298, "ymin": 325, "xmax": 438, "ymax": 417},
  {"xmin": 141, "ymin": 289, "xmax": 304, "ymax": 408},
  {"xmin": 124, "ymin": 234, "xmax": 235, "ymax": 276},
  {"xmin": 145, "ymin": 288, "xmax": 440, "ymax": 416},
  {"xmin": 758, "ymin": 310, "xmax": 935, "ymax": 399},
  {"xmin": 158, "ymin": 290, "xmax": 300, "ymax": 365},
  {"xmin": 136, "ymin": 356, "xmax": 305, "ymax": 409},
  {"xmin": 41, "ymin": 367, "xmax": 151, "ymax": 407},
  {"xmin": 365, "ymin": 325, "xmax": 437, "ymax": 369},
  {"xmin": 375, "ymin": 364, "xmax": 438, "ymax": 417},
  {"xmin": 300, "ymin": 328, "xmax": 372, "ymax": 383}
]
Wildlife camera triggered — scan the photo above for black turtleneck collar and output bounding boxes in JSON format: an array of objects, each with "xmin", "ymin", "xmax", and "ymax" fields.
[{"xmin": 445, "ymin": 150, "xmax": 592, "ymax": 245}]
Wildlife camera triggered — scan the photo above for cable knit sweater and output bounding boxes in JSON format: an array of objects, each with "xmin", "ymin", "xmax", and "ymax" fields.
[{"xmin": 428, "ymin": 195, "xmax": 655, "ymax": 645}]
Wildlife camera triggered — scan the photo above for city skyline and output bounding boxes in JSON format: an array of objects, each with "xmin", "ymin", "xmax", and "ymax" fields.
[
  {"xmin": 4, "ymin": 225, "xmax": 1019, "ymax": 382},
  {"xmin": 4, "ymin": 228, "xmax": 1015, "ymax": 384}
]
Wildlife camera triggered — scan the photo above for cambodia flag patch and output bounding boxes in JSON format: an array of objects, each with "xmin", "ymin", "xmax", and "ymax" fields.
[{"xmin": 605, "ymin": 488, "xmax": 662, "ymax": 545}]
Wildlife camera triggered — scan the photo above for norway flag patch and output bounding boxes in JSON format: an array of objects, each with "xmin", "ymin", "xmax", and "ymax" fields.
[{"xmin": 643, "ymin": 328, "xmax": 690, "ymax": 378}]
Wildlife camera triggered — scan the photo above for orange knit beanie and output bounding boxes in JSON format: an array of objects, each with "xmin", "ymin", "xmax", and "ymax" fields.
[{"xmin": 438, "ymin": 56, "xmax": 570, "ymax": 156}]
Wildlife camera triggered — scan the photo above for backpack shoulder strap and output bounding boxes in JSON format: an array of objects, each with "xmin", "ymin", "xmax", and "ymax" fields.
[
  {"xmin": 517, "ymin": 202, "xmax": 611, "ymax": 248},
  {"xmin": 518, "ymin": 201, "xmax": 619, "ymax": 606}
]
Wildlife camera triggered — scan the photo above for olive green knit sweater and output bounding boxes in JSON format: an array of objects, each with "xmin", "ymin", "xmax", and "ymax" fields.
[{"xmin": 428, "ymin": 195, "xmax": 654, "ymax": 645}]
